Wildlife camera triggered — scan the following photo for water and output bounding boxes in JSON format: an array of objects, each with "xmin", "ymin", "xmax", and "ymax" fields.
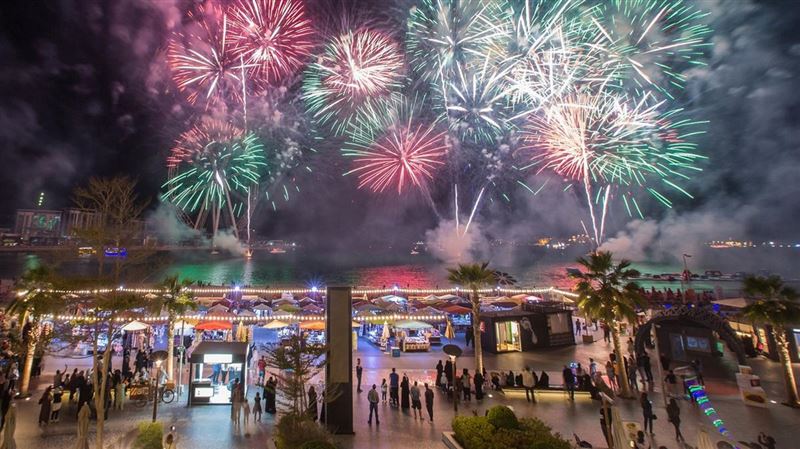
[{"xmin": 2, "ymin": 246, "xmax": 799, "ymax": 294}]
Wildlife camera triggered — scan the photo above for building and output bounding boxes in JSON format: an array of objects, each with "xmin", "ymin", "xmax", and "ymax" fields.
[
  {"xmin": 62, "ymin": 208, "xmax": 104, "ymax": 239},
  {"xmin": 479, "ymin": 302, "xmax": 575, "ymax": 353},
  {"xmin": 14, "ymin": 209, "xmax": 62, "ymax": 244}
]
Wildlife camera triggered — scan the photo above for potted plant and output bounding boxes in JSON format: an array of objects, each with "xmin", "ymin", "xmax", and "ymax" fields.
[{"xmin": 442, "ymin": 406, "xmax": 571, "ymax": 449}]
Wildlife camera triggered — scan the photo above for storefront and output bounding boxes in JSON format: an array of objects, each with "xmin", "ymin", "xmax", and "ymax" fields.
[
  {"xmin": 479, "ymin": 306, "xmax": 575, "ymax": 354},
  {"xmin": 187, "ymin": 341, "xmax": 249, "ymax": 406}
]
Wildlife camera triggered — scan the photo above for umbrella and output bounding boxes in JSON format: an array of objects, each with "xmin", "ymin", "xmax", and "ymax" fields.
[
  {"xmin": 445, "ymin": 319, "xmax": 455, "ymax": 340},
  {"xmin": 697, "ymin": 427, "xmax": 715, "ymax": 449},
  {"xmin": 76, "ymin": 403, "xmax": 90, "ymax": 449},
  {"xmin": 195, "ymin": 321, "xmax": 232, "ymax": 331},
  {"xmin": 381, "ymin": 321, "xmax": 390, "ymax": 341},
  {"xmin": 263, "ymin": 320, "xmax": 290, "ymax": 330},
  {"xmin": 0, "ymin": 404, "xmax": 15, "ymax": 449},
  {"xmin": 393, "ymin": 320, "xmax": 433, "ymax": 330},
  {"xmin": 121, "ymin": 320, "xmax": 149, "ymax": 332},
  {"xmin": 235, "ymin": 320, "xmax": 248, "ymax": 342}
]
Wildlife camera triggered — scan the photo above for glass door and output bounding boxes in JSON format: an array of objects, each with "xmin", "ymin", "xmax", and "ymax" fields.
[{"xmin": 495, "ymin": 321, "xmax": 522, "ymax": 352}]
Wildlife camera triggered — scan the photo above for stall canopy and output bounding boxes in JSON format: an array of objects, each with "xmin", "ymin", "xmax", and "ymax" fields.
[
  {"xmin": 195, "ymin": 321, "xmax": 232, "ymax": 331},
  {"xmin": 301, "ymin": 321, "xmax": 360, "ymax": 330},
  {"xmin": 394, "ymin": 320, "xmax": 433, "ymax": 330},
  {"xmin": 442, "ymin": 305, "xmax": 472, "ymax": 315},
  {"xmin": 262, "ymin": 320, "xmax": 290, "ymax": 329},
  {"xmin": 122, "ymin": 320, "xmax": 149, "ymax": 332}
]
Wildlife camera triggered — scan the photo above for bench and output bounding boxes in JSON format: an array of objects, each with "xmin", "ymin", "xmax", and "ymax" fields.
[{"xmin": 498, "ymin": 385, "xmax": 592, "ymax": 401}]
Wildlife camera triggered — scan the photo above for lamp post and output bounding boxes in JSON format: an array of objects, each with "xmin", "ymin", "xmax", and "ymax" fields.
[{"xmin": 153, "ymin": 359, "xmax": 162, "ymax": 422}]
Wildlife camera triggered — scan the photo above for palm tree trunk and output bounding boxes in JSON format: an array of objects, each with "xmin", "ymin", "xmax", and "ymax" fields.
[
  {"xmin": 775, "ymin": 331, "xmax": 800, "ymax": 406},
  {"xmin": 19, "ymin": 336, "xmax": 36, "ymax": 396},
  {"xmin": 611, "ymin": 324, "xmax": 633, "ymax": 398},
  {"xmin": 471, "ymin": 289, "xmax": 483, "ymax": 375},
  {"xmin": 166, "ymin": 318, "xmax": 175, "ymax": 381}
]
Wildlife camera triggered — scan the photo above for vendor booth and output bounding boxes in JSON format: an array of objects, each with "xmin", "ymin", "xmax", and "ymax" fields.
[
  {"xmin": 394, "ymin": 320, "xmax": 432, "ymax": 352},
  {"xmin": 188, "ymin": 341, "xmax": 249, "ymax": 406},
  {"xmin": 480, "ymin": 307, "xmax": 574, "ymax": 354}
]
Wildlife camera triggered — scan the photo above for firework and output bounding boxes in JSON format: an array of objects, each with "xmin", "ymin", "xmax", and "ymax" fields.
[
  {"xmin": 168, "ymin": 5, "xmax": 243, "ymax": 106},
  {"xmin": 163, "ymin": 118, "xmax": 266, "ymax": 236},
  {"xmin": 406, "ymin": 0, "xmax": 512, "ymax": 82},
  {"xmin": 342, "ymin": 102, "xmax": 447, "ymax": 195},
  {"xmin": 227, "ymin": 0, "xmax": 315, "ymax": 86},
  {"xmin": 585, "ymin": 0, "xmax": 712, "ymax": 98},
  {"xmin": 303, "ymin": 28, "xmax": 405, "ymax": 135}
]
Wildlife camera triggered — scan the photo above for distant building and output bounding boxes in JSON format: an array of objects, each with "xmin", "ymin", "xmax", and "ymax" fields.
[
  {"xmin": 62, "ymin": 208, "xmax": 104, "ymax": 239},
  {"xmin": 14, "ymin": 209, "xmax": 62, "ymax": 244}
]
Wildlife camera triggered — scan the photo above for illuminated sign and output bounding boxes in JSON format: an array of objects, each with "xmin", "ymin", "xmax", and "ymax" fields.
[
  {"xmin": 203, "ymin": 354, "xmax": 233, "ymax": 364},
  {"xmin": 194, "ymin": 387, "xmax": 214, "ymax": 398}
]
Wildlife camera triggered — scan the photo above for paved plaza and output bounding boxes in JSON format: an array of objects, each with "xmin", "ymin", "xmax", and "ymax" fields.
[{"xmin": 7, "ymin": 326, "xmax": 799, "ymax": 449}]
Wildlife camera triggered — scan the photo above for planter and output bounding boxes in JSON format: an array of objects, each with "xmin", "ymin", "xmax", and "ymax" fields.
[
  {"xmin": 582, "ymin": 334, "xmax": 595, "ymax": 343},
  {"xmin": 442, "ymin": 432, "xmax": 464, "ymax": 449}
]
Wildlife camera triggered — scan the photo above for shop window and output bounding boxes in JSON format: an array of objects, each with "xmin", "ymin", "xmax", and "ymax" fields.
[{"xmin": 495, "ymin": 321, "xmax": 521, "ymax": 352}]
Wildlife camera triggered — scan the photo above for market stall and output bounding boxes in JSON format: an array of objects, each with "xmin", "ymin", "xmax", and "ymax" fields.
[
  {"xmin": 187, "ymin": 341, "xmax": 249, "ymax": 406},
  {"xmin": 394, "ymin": 320, "xmax": 433, "ymax": 352}
]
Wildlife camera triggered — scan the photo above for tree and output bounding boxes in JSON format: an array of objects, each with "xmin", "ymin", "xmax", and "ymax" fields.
[
  {"xmin": 741, "ymin": 275, "xmax": 800, "ymax": 407},
  {"xmin": 447, "ymin": 262, "xmax": 505, "ymax": 374},
  {"xmin": 265, "ymin": 335, "xmax": 329, "ymax": 415},
  {"xmin": 6, "ymin": 266, "xmax": 65, "ymax": 396},
  {"xmin": 72, "ymin": 176, "xmax": 149, "ymax": 280},
  {"xmin": 158, "ymin": 275, "xmax": 197, "ymax": 381},
  {"xmin": 572, "ymin": 251, "xmax": 644, "ymax": 399}
]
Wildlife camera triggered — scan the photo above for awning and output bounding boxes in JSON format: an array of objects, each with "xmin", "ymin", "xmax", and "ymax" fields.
[
  {"xmin": 393, "ymin": 320, "xmax": 433, "ymax": 330},
  {"xmin": 195, "ymin": 321, "xmax": 232, "ymax": 331},
  {"xmin": 441, "ymin": 305, "xmax": 472, "ymax": 315},
  {"xmin": 262, "ymin": 320, "xmax": 291, "ymax": 330}
]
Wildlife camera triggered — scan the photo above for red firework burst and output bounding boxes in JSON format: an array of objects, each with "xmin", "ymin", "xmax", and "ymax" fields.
[
  {"xmin": 227, "ymin": 0, "xmax": 315, "ymax": 86},
  {"xmin": 168, "ymin": 5, "xmax": 242, "ymax": 105},
  {"xmin": 167, "ymin": 118, "xmax": 244, "ymax": 169},
  {"xmin": 344, "ymin": 122, "xmax": 447, "ymax": 194}
]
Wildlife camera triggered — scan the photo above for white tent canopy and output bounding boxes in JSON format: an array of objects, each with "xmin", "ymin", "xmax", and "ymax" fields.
[
  {"xmin": 122, "ymin": 320, "xmax": 149, "ymax": 332},
  {"xmin": 393, "ymin": 320, "xmax": 433, "ymax": 330}
]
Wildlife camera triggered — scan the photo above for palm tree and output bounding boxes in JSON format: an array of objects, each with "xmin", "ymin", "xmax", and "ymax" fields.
[
  {"xmin": 741, "ymin": 275, "xmax": 800, "ymax": 407},
  {"xmin": 159, "ymin": 275, "xmax": 197, "ymax": 381},
  {"xmin": 7, "ymin": 266, "xmax": 62, "ymax": 396},
  {"xmin": 447, "ymin": 262, "xmax": 505, "ymax": 374},
  {"xmin": 572, "ymin": 251, "xmax": 644, "ymax": 399}
]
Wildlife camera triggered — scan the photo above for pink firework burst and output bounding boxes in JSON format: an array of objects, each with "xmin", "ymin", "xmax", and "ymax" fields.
[
  {"xmin": 168, "ymin": 5, "xmax": 242, "ymax": 106},
  {"xmin": 227, "ymin": 0, "xmax": 315, "ymax": 86},
  {"xmin": 344, "ymin": 122, "xmax": 447, "ymax": 194},
  {"xmin": 167, "ymin": 118, "xmax": 244, "ymax": 169}
]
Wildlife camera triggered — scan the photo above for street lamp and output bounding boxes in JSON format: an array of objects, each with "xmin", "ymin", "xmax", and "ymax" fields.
[{"xmin": 153, "ymin": 359, "xmax": 162, "ymax": 422}]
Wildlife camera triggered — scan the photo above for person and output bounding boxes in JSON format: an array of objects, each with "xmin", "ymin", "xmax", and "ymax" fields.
[
  {"xmin": 659, "ymin": 353, "xmax": 671, "ymax": 371},
  {"xmin": 461, "ymin": 369, "xmax": 471, "ymax": 401},
  {"xmin": 367, "ymin": 384, "xmax": 380, "ymax": 425},
  {"xmin": 691, "ymin": 358, "xmax": 704, "ymax": 385},
  {"xmin": 51, "ymin": 387, "xmax": 63, "ymax": 422},
  {"xmin": 666, "ymin": 398, "xmax": 683, "ymax": 441},
  {"xmin": 473, "ymin": 370, "xmax": 484, "ymax": 400},
  {"xmin": 444, "ymin": 359, "xmax": 453, "ymax": 392},
  {"xmin": 628, "ymin": 356, "xmax": 640, "ymax": 391},
  {"xmin": 68, "ymin": 369, "xmax": 79, "ymax": 402},
  {"xmin": 562, "ymin": 365, "xmax": 575, "ymax": 400},
  {"xmin": 114, "ymin": 378, "xmax": 125, "ymax": 410},
  {"xmin": 7, "ymin": 363, "xmax": 18, "ymax": 392},
  {"xmin": 319, "ymin": 391, "xmax": 326, "ymax": 424},
  {"xmin": 257, "ymin": 357, "xmax": 266, "ymax": 384},
  {"xmin": 424, "ymin": 383, "xmax": 434, "ymax": 421},
  {"xmin": 633, "ymin": 430, "xmax": 651, "ymax": 449},
  {"xmin": 231, "ymin": 380, "xmax": 242, "ymax": 427},
  {"xmin": 640, "ymin": 392, "xmax": 654, "ymax": 434},
  {"xmin": 522, "ymin": 366, "xmax": 536, "ymax": 403},
  {"xmin": 758, "ymin": 432, "xmax": 776, "ymax": 449},
  {"xmin": 54, "ymin": 368, "xmax": 65, "ymax": 388},
  {"xmin": 264, "ymin": 376, "xmax": 277, "ymax": 414},
  {"xmin": 664, "ymin": 370, "xmax": 678, "ymax": 398},
  {"xmin": 410, "ymin": 381, "xmax": 422, "ymax": 419},
  {"xmin": 435, "ymin": 360, "xmax": 444, "ymax": 389},
  {"xmin": 389, "ymin": 368, "xmax": 399, "ymax": 407},
  {"xmin": 308, "ymin": 385, "xmax": 318, "ymax": 421},
  {"xmin": 38, "ymin": 386, "xmax": 53, "ymax": 426},
  {"xmin": 602, "ymin": 323, "xmax": 611, "ymax": 343},
  {"xmin": 242, "ymin": 396, "xmax": 251, "ymax": 427},
  {"xmin": 465, "ymin": 329, "xmax": 472, "ymax": 348},
  {"xmin": 589, "ymin": 358, "xmax": 598, "ymax": 377},
  {"xmin": 505, "ymin": 371, "xmax": 515, "ymax": 387},
  {"xmin": 536, "ymin": 371, "xmax": 549, "ymax": 389},
  {"xmin": 356, "ymin": 358, "xmax": 363, "ymax": 393},
  {"xmin": 400, "ymin": 373, "xmax": 410, "ymax": 410},
  {"xmin": 605, "ymin": 361, "xmax": 617, "ymax": 391},
  {"xmin": 253, "ymin": 392, "xmax": 262, "ymax": 422},
  {"xmin": 380, "ymin": 378, "xmax": 388, "ymax": 403},
  {"xmin": 575, "ymin": 363, "xmax": 585, "ymax": 378},
  {"xmin": 575, "ymin": 318, "xmax": 582, "ymax": 336},
  {"xmin": 641, "ymin": 353, "xmax": 653, "ymax": 382}
]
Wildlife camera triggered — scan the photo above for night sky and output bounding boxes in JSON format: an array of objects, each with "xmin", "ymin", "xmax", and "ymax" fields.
[{"xmin": 1, "ymin": 0, "xmax": 800, "ymax": 258}]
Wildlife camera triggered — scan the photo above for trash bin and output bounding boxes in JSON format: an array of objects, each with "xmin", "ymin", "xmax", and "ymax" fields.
[{"xmin": 391, "ymin": 347, "xmax": 401, "ymax": 357}]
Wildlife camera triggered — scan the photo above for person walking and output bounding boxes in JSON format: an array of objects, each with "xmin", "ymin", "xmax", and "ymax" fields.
[
  {"xmin": 575, "ymin": 318, "xmax": 582, "ymax": 336},
  {"xmin": 424, "ymin": 383, "xmax": 434, "ymax": 422},
  {"xmin": 38, "ymin": 386, "xmax": 53, "ymax": 426},
  {"xmin": 356, "ymin": 358, "xmax": 363, "ymax": 393},
  {"xmin": 367, "ymin": 384, "xmax": 380, "ymax": 425},
  {"xmin": 308, "ymin": 386, "xmax": 318, "ymax": 422},
  {"xmin": 602, "ymin": 323, "xmax": 611, "ymax": 343},
  {"xmin": 589, "ymin": 358, "xmax": 598, "ymax": 377},
  {"xmin": 606, "ymin": 360, "xmax": 617, "ymax": 391},
  {"xmin": 666, "ymin": 398, "xmax": 683, "ymax": 441},
  {"xmin": 641, "ymin": 353, "xmax": 653, "ymax": 383},
  {"xmin": 522, "ymin": 366, "xmax": 536, "ymax": 403},
  {"xmin": 380, "ymin": 378, "xmax": 388, "ymax": 403},
  {"xmin": 465, "ymin": 330, "xmax": 472, "ymax": 348},
  {"xmin": 562, "ymin": 365, "xmax": 576, "ymax": 401},
  {"xmin": 435, "ymin": 360, "xmax": 444, "ymax": 389},
  {"xmin": 400, "ymin": 373, "xmax": 411, "ymax": 410},
  {"xmin": 410, "ymin": 381, "xmax": 422, "ymax": 419},
  {"xmin": 265, "ymin": 376, "xmax": 277, "ymax": 414},
  {"xmin": 50, "ymin": 387, "xmax": 63, "ymax": 422},
  {"xmin": 253, "ymin": 392, "xmax": 262, "ymax": 422},
  {"xmin": 461, "ymin": 369, "xmax": 471, "ymax": 401},
  {"xmin": 257, "ymin": 357, "xmax": 266, "ymax": 385},
  {"xmin": 389, "ymin": 368, "xmax": 399, "ymax": 407},
  {"xmin": 473, "ymin": 370, "xmax": 484, "ymax": 400},
  {"xmin": 242, "ymin": 397, "xmax": 251, "ymax": 428},
  {"xmin": 640, "ymin": 392, "xmax": 654, "ymax": 434}
]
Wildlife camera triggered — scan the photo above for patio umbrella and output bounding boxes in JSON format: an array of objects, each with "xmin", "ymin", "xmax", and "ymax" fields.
[
  {"xmin": 0, "ymin": 404, "xmax": 15, "ymax": 449},
  {"xmin": 697, "ymin": 427, "xmax": 715, "ymax": 449},
  {"xmin": 121, "ymin": 320, "xmax": 149, "ymax": 332},
  {"xmin": 381, "ymin": 321, "xmax": 390, "ymax": 341},
  {"xmin": 235, "ymin": 320, "xmax": 247, "ymax": 342},
  {"xmin": 263, "ymin": 320, "xmax": 290, "ymax": 330},
  {"xmin": 76, "ymin": 403, "xmax": 90, "ymax": 449},
  {"xmin": 445, "ymin": 319, "xmax": 455, "ymax": 340}
]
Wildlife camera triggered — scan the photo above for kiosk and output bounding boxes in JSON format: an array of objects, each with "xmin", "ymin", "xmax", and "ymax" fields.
[{"xmin": 187, "ymin": 341, "xmax": 249, "ymax": 406}]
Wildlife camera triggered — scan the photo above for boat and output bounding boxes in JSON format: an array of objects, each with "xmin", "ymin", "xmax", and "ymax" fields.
[
  {"xmin": 103, "ymin": 247, "xmax": 127, "ymax": 257},
  {"xmin": 78, "ymin": 247, "xmax": 95, "ymax": 258},
  {"xmin": 269, "ymin": 247, "xmax": 286, "ymax": 254}
]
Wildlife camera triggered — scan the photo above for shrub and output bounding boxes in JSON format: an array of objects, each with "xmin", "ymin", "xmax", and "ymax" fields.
[
  {"xmin": 452, "ymin": 411, "xmax": 570, "ymax": 449},
  {"xmin": 275, "ymin": 413, "xmax": 335, "ymax": 449},
  {"xmin": 299, "ymin": 441, "xmax": 338, "ymax": 449},
  {"xmin": 486, "ymin": 406, "xmax": 519, "ymax": 430},
  {"xmin": 133, "ymin": 422, "xmax": 163, "ymax": 449}
]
